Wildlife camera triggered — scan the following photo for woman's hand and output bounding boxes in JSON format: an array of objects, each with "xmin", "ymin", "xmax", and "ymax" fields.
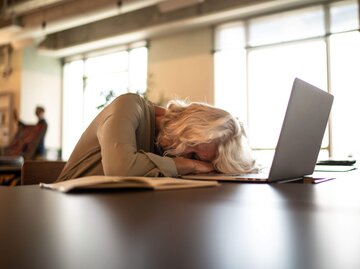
[{"xmin": 173, "ymin": 157, "xmax": 215, "ymax": 175}]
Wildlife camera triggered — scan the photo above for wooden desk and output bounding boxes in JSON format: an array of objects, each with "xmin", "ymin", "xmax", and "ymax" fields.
[{"xmin": 1, "ymin": 171, "xmax": 360, "ymax": 269}]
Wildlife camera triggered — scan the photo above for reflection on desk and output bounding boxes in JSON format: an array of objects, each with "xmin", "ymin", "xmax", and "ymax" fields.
[{"xmin": 0, "ymin": 170, "xmax": 359, "ymax": 269}]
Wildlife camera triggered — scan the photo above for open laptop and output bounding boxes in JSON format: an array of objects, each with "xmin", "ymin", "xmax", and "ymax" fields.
[{"xmin": 182, "ymin": 78, "xmax": 334, "ymax": 183}]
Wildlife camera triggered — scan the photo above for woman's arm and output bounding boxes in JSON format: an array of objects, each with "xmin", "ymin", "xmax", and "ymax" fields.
[
  {"xmin": 97, "ymin": 95, "xmax": 178, "ymax": 177},
  {"xmin": 173, "ymin": 157, "xmax": 215, "ymax": 175}
]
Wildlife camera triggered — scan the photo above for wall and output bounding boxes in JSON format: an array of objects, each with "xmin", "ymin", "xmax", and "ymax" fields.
[
  {"xmin": 20, "ymin": 46, "xmax": 62, "ymax": 153},
  {"xmin": 0, "ymin": 48, "xmax": 22, "ymax": 141},
  {"xmin": 148, "ymin": 27, "xmax": 214, "ymax": 105},
  {"xmin": 0, "ymin": 48, "xmax": 22, "ymax": 109},
  {"xmin": 2, "ymin": 26, "xmax": 213, "ymax": 157}
]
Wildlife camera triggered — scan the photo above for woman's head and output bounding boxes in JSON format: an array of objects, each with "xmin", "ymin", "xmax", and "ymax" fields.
[{"xmin": 157, "ymin": 100, "xmax": 256, "ymax": 173}]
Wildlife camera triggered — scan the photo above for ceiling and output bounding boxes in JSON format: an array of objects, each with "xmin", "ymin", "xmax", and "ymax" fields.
[{"xmin": 0, "ymin": 0, "xmax": 331, "ymax": 57}]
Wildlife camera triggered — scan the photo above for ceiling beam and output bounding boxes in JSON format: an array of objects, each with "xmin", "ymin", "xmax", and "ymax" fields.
[
  {"xmin": 2, "ymin": 0, "xmax": 70, "ymax": 17},
  {"xmin": 38, "ymin": 0, "xmax": 327, "ymax": 57},
  {"xmin": 0, "ymin": 0, "xmax": 333, "ymax": 56},
  {"xmin": 0, "ymin": 0, "xmax": 167, "ymax": 46}
]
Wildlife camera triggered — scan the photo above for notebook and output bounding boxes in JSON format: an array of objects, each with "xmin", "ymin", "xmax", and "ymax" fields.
[
  {"xmin": 40, "ymin": 176, "xmax": 219, "ymax": 192},
  {"xmin": 182, "ymin": 78, "xmax": 334, "ymax": 183}
]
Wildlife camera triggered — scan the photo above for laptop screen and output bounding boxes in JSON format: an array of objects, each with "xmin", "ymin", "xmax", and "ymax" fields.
[{"xmin": 268, "ymin": 78, "xmax": 334, "ymax": 181}]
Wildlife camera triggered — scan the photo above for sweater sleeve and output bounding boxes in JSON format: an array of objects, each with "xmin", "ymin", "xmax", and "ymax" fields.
[{"xmin": 96, "ymin": 94, "xmax": 178, "ymax": 177}]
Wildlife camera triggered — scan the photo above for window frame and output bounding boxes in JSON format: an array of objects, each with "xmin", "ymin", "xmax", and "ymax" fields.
[
  {"xmin": 61, "ymin": 43, "xmax": 148, "ymax": 160},
  {"xmin": 214, "ymin": 0, "xmax": 359, "ymax": 160}
]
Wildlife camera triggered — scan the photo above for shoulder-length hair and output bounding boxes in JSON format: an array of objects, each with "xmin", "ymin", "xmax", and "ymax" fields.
[{"xmin": 157, "ymin": 100, "xmax": 256, "ymax": 173}]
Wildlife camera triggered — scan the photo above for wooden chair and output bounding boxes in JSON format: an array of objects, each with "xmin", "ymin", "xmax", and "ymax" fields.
[
  {"xmin": 3, "ymin": 122, "xmax": 47, "ymax": 160},
  {"xmin": 21, "ymin": 160, "xmax": 66, "ymax": 185}
]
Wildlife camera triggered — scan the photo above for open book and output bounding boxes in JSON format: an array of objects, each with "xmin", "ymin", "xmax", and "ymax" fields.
[{"xmin": 39, "ymin": 176, "xmax": 219, "ymax": 193}]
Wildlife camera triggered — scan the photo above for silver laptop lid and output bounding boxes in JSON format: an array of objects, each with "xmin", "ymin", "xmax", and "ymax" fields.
[{"xmin": 268, "ymin": 78, "xmax": 334, "ymax": 182}]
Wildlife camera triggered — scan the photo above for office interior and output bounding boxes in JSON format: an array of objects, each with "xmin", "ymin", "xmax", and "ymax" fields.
[
  {"xmin": 2, "ymin": 2, "xmax": 360, "ymax": 268},
  {"xmin": 0, "ymin": 0, "xmax": 359, "ymax": 166}
]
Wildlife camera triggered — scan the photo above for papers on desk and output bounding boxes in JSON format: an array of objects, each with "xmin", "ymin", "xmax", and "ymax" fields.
[
  {"xmin": 314, "ymin": 165, "xmax": 357, "ymax": 172},
  {"xmin": 39, "ymin": 176, "xmax": 219, "ymax": 193}
]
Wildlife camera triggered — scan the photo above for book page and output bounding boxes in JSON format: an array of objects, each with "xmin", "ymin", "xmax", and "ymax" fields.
[{"xmin": 39, "ymin": 176, "xmax": 126, "ymax": 192}]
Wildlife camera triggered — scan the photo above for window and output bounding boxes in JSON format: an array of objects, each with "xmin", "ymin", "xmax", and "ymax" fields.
[
  {"xmin": 214, "ymin": 22, "xmax": 247, "ymax": 121},
  {"xmin": 248, "ymin": 6, "xmax": 325, "ymax": 46},
  {"xmin": 214, "ymin": 0, "xmax": 359, "ymax": 163},
  {"xmin": 330, "ymin": 31, "xmax": 360, "ymax": 158},
  {"xmin": 247, "ymin": 40, "xmax": 328, "ymax": 150},
  {"xmin": 62, "ymin": 45, "xmax": 148, "ymax": 160}
]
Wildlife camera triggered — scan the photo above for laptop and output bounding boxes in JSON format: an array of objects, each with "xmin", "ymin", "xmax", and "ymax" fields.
[{"xmin": 182, "ymin": 78, "xmax": 334, "ymax": 183}]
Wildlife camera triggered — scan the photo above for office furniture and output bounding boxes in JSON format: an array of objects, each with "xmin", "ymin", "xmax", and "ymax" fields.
[
  {"xmin": 0, "ymin": 92, "xmax": 14, "ymax": 149},
  {"xmin": 0, "ymin": 99, "xmax": 48, "ymax": 186},
  {"xmin": 21, "ymin": 160, "xmax": 66, "ymax": 185},
  {"xmin": 2, "ymin": 121, "xmax": 47, "ymax": 160},
  {"xmin": 0, "ymin": 171, "xmax": 359, "ymax": 269},
  {"xmin": 0, "ymin": 156, "xmax": 23, "ymax": 185}
]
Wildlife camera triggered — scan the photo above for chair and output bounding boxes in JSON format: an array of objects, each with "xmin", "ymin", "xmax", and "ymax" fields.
[
  {"xmin": 21, "ymin": 160, "xmax": 66, "ymax": 185},
  {"xmin": 2, "ymin": 122, "xmax": 47, "ymax": 160},
  {"xmin": 0, "ymin": 123, "xmax": 47, "ymax": 186}
]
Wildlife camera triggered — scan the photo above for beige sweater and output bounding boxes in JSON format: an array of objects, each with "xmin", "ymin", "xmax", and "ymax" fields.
[{"xmin": 57, "ymin": 93, "xmax": 178, "ymax": 181}]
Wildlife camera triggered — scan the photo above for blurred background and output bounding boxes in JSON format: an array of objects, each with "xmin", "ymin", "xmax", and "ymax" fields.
[{"xmin": 0, "ymin": 0, "xmax": 359, "ymax": 164}]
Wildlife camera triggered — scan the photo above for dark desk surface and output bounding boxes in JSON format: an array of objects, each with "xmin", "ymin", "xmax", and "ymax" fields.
[{"xmin": 1, "ymin": 171, "xmax": 360, "ymax": 269}]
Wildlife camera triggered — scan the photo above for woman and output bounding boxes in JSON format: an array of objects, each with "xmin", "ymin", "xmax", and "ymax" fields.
[{"xmin": 57, "ymin": 93, "xmax": 255, "ymax": 181}]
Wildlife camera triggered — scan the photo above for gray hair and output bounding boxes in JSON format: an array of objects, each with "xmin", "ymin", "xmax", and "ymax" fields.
[{"xmin": 157, "ymin": 100, "xmax": 256, "ymax": 173}]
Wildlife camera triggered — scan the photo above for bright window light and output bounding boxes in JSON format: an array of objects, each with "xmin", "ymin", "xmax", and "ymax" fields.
[
  {"xmin": 62, "ymin": 46, "xmax": 148, "ymax": 160},
  {"xmin": 330, "ymin": 0, "xmax": 359, "ymax": 33},
  {"xmin": 214, "ymin": 0, "xmax": 359, "ymax": 163},
  {"xmin": 214, "ymin": 50, "xmax": 247, "ymax": 122},
  {"xmin": 129, "ymin": 47, "xmax": 148, "ymax": 94},
  {"xmin": 248, "ymin": 6, "xmax": 325, "ymax": 46},
  {"xmin": 330, "ymin": 32, "xmax": 360, "ymax": 159},
  {"xmin": 247, "ymin": 41, "xmax": 327, "ymax": 149},
  {"xmin": 62, "ymin": 60, "xmax": 84, "ymax": 159}
]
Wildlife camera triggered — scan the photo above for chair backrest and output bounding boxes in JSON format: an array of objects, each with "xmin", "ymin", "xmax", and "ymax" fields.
[
  {"xmin": 21, "ymin": 160, "xmax": 66, "ymax": 185},
  {"xmin": 3, "ymin": 122, "xmax": 47, "ymax": 160}
]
